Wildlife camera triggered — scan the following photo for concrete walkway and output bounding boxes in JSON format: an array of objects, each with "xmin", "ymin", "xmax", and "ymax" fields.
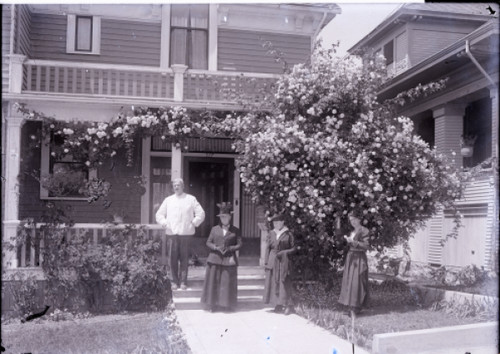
[{"xmin": 175, "ymin": 305, "xmax": 369, "ymax": 354}]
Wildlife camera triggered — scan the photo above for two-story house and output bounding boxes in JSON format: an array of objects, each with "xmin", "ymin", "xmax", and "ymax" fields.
[
  {"xmin": 1, "ymin": 4, "xmax": 341, "ymax": 272},
  {"xmin": 349, "ymin": 3, "xmax": 499, "ymax": 270}
]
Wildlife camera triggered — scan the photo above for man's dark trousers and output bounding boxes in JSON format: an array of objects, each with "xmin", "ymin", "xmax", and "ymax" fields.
[{"xmin": 169, "ymin": 234, "xmax": 191, "ymax": 286}]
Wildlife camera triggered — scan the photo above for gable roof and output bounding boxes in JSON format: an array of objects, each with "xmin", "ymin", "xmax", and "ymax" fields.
[{"xmin": 348, "ymin": 3, "xmax": 497, "ymax": 54}]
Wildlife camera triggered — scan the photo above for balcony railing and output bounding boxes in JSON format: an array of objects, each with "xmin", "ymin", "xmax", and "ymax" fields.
[
  {"xmin": 16, "ymin": 59, "xmax": 279, "ymax": 106},
  {"xmin": 16, "ymin": 223, "xmax": 167, "ymax": 269}
]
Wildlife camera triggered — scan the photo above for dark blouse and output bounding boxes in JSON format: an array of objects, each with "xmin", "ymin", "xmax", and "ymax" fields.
[{"xmin": 206, "ymin": 225, "xmax": 242, "ymax": 266}]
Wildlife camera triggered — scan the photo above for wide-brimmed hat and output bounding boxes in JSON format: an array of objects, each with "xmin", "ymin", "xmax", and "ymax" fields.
[
  {"xmin": 216, "ymin": 202, "xmax": 233, "ymax": 216},
  {"xmin": 270, "ymin": 213, "xmax": 285, "ymax": 222}
]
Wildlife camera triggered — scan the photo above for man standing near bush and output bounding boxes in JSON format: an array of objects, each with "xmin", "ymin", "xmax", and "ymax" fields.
[{"xmin": 156, "ymin": 178, "xmax": 205, "ymax": 290}]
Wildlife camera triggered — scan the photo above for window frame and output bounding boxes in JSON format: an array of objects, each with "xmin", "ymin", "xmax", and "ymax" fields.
[
  {"xmin": 40, "ymin": 135, "xmax": 97, "ymax": 200},
  {"xmin": 169, "ymin": 4, "xmax": 209, "ymax": 69},
  {"xmin": 66, "ymin": 14, "xmax": 101, "ymax": 55}
]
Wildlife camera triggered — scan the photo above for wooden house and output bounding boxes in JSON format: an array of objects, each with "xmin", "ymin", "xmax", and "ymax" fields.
[
  {"xmin": 1, "ymin": 3, "xmax": 341, "ymax": 273},
  {"xmin": 349, "ymin": 3, "xmax": 499, "ymax": 269}
]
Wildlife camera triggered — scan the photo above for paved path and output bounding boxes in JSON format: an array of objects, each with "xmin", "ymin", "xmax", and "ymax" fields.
[{"xmin": 175, "ymin": 305, "xmax": 370, "ymax": 354}]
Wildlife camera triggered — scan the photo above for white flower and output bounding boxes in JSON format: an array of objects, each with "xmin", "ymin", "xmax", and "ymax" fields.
[{"xmin": 63, "ymin": 128, "xmax": 74, "ymax": 135}]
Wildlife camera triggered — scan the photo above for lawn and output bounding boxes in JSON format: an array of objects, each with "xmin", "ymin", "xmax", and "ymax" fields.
[
  {"xmin": 1, "ymin": 308, "xmax": 191, "ymax": 354},
  {"xmin": 294, "ymin": 274, "xmax": 499, "ymax": 350}
]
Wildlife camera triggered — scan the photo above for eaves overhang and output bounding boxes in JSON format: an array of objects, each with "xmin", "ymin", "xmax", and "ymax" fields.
[
  {"xmin": 377, "ymin": 20, "xmax": 499, "ymax": 102},
  {"xmin": 348, "ymin": 5, "xmax": 494, "ymax": 55}
]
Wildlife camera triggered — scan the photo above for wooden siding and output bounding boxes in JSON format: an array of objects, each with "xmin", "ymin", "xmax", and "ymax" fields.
[
  {"xmin": 434, "ymin": 111, "xmax": 463, "ymax": 168},
  {"xmin": 31, "ymin": 13, "xmax": 161, "ymax": 67},
  {"xmin": 409, "ymin": 20, "xmax": 478, "ymax": 67},
  {"xmin": 218, "ymin": 29, "xmax": 311, "ymax": 74},
  {"xmin": 241, "ymin": 191, "xmax": 259, "ymax": 238},
  {"xmin": 18, "ymin": 121, "xmax": 143, "ymax": 224},
  {"xmin": 14, "ymin": 4, "xmax": 32, "ymax": 57},
  {"xmin": 2, "ymin": 4, "xmax": 12, "ymax": 92}
]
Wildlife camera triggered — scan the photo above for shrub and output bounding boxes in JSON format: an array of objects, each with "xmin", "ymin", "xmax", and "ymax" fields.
[{"xmin": 4, "ymin": 272, "xmax": 40, "ymax": 319}]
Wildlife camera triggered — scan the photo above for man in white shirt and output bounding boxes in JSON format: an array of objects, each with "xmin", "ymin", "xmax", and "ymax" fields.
[{"xmin": 156, "ymin": 178, "xmax": 205, "ymax": 290}]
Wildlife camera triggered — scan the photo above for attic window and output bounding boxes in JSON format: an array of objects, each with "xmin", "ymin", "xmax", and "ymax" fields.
[{"xmin": 384, "ymin": 40, "xmax": 394, "ymax": 65}]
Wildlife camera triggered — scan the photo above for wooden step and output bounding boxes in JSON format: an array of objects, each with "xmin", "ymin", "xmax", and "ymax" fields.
[
  {"xmin": 173, "ymin": 284, "xmax": 265, "ymax": 298},
  {"xmin": 173, "ymin": 295, "xmax": 267, "ymax": 310}
]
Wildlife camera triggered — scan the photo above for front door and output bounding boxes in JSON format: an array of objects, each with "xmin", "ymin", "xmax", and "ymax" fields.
[{"xmin": 183, "ymin": 157, "xmax": 234, "ymax": 257}]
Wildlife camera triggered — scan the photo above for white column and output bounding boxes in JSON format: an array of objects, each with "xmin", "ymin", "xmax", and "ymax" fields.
[
  {"xmin": 171, "ymin": 64, "xmax": 187, "ymax": 102},
  {"xmin": 141, "ymin": 137, "xmax": 151, "ymax": 223},
  {"xmin": 489, "ymin": 88, "xmax": 499, "ymax": 270},
  {"xmin": 171, "ymin": 143, "xmax": 182, "ymax": 180},
  {"xmin": 433, "ymin": 103, "xmax": 466, "ymax": 168},
  {"xmin": 8, "ymin": 54, "xmax": 26, "ymax": 93},
  {"xmin": 208, "ymin": 4, "xmax": 218, "ymax": 71},
  {"xmin": 160, "ymin": 4, "xmax": 171, "ymax": 69},
  {"xmin": 2, "ymin": 103, "xmax": 24, "ymax": 269}
]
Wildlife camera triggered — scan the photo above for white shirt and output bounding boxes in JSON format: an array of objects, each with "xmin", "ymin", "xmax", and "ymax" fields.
[{"xmin": 155, "ymin": 193, "xmax": 205, "ymax": 236}]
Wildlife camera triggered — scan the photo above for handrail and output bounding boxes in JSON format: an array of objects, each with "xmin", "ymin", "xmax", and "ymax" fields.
[
  {"xmin": 25, "ymin": 222, "xmax": 165, "ymax": 230},
  {"xmin": 24, "ymin": 59, "xmax": 174, "ymax": 74},
  {"xmin": 185, "ymin": 69, "xmax": 280, "ymax": 79}
]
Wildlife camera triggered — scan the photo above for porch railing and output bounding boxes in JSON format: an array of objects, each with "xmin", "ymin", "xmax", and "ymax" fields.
[
  {"xmin": 16, "ymin": 223, "xmax": 168, "ymax": 269},
  {"xmin": 23, "ymin": 60, "xmax": 175, "ymax": 99},
  {"xmin": 18, "ymin": 59, "xmax": 279, "ymax": 105}
]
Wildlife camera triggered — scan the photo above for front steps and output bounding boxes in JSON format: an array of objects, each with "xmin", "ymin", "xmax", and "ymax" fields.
[{"xmin": 172, "ymin": 266, "xmax": 267, "ymax": 310}]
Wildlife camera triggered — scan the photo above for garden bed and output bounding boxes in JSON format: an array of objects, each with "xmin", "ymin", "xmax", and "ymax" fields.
[
  {"xmin": 294, "ymin": 274, "xmax": 498, "ymax": 350},
  {"xmin": 1, "ymin": 305, "xmax": 191, "ymax": 354}
]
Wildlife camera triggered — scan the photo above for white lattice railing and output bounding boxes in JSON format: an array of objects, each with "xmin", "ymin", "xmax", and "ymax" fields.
[
  {"xmin": 22, "ymin": 60, "xmax": 175, "ymax": 99},
  {"xmin": 16, "ymin": 223, "xmax": 167, "ymax": 269},
  {"xmin": 19, "ymin": 59, "xmax": 279, "ymax": 105}
]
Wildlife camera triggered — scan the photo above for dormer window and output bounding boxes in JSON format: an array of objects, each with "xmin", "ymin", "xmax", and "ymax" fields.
[
  {"xmin": 383, "ymin": 40, "xmax": 394, "ymax": 65},
  {"xmin": 66, "ymin": 14, "xmax": 101, "ymax": 55},
  {"xmin": 170, "ymin": 4, "xmax": 209, "ymax": 69}
]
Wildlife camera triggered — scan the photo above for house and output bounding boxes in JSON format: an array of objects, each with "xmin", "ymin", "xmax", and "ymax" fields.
[
  {"xmin": 1, "ymin": 3, "xmax": 341, "ymax": 274},
  {"xmin": 348, "ymin": 3, "xmax": 499, "ymax": 269}
]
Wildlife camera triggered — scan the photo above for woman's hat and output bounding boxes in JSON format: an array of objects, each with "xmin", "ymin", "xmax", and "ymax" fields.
[
  {"xmin": 216, "ymin": 202, "xmax": 233, "ymax": 216},
  {"xmin": 270, "ymin": 213, "xmax": 285, "ymax": 222}
]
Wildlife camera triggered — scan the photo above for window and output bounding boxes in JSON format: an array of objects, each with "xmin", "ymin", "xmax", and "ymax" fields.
[
  {"xmin": 170, "ymin": 4, "xmax": 208, "ymax": 69},
  {"xmin": 383, "ymin": 40, "xmax": 394, "ymax": 65},
  {"xmin": 40, "ymin": 133, "xmax": 96, "ymax": 199},
  {"xmin": 66, "ymin": 14, "xmax": 101, "ymax": 55}
]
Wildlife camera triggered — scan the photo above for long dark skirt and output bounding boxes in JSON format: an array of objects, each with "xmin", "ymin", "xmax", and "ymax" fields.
[
  {"xmin": 263, "ymin": 267, "xmax": 293, "ymax": 306},
  {"xmin": 338, "ymin": 250, "xmax": 369, "ymax": 308},
  {"xmin": 201, "ymin": 263, "xmax": 237, "ymax": 309}
]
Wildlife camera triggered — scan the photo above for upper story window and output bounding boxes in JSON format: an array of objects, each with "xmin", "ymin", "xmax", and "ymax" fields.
[
  {"xmin": 40, "ymin": 133, "xmax": 96, "ymax": 199},
  {"xmin": 383, "ymin": 40, "xmax": 394, "ymax": 65},
  {"xmin": 66, "ymin": 14, "xmax": 101, "ymax": 55},
  {"xmin": 170, "ymin": 4, "xmax": 208, "ymax": 69}
]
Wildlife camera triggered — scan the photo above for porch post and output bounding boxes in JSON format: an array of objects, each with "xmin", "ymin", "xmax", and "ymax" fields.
[
  {"xmin": 428, "ymin": 103, "xmax": 466, "ymax": 265},
  {"xmin": 432, "ymin": 103, "xmax": 466, "ymax": 168},
  {"xmin": 171, "ymin": 144, "xmax": 182, "ymax": 180},
  {"xmin": 2, "ymin": 103, "xmax": 24, "ymax": 269},
  {"xmin": 8, "ymin": 54, "xmax": 26, "ymax": 93},
  {"xmin": 171, "ymin": 64, "xmax": 188, "ymax": 102}
]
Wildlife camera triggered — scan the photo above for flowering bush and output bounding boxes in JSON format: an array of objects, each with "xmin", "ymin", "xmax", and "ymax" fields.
[{"xmin": 222, "ymin": 46, "xmax": 465, "ymax": 267}]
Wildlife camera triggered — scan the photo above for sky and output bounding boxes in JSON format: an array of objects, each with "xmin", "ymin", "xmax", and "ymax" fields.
[{"xmin": 318, "ymin": 3, "xmax": 404, "ymax": 57}]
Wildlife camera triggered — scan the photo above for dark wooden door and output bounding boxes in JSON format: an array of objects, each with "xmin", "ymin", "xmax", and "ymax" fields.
[{"xmin": 183, "ymin": 158, "xmax": 234, "ymax": 240}]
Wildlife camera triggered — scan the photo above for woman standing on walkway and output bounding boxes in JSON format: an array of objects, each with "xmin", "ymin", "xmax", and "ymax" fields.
[
  {"xmin": 263, "ymin": 214, "xmax": 296, "ymax": 315},
  {"xmin": 201, "ymin": 202, "xmax": 242, "ymax": 312},
  {"xmin": 338, "ymin": 212, "xmax": 370, "ymax": 315}
]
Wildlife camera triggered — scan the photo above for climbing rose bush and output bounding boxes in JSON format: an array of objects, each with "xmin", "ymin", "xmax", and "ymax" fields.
[{"xmin": 224, "ymin": 46, "xmax": 465, "ymax": 257}]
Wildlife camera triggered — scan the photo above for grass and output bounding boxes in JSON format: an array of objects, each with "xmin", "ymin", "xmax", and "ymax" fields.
[
  {"xmin": 293, "ymin": 274, "xmax": 499, "ymax": 350},
  {"xmin": 1, "ymin": 305, "xmax": 191, "ymax": 354}
]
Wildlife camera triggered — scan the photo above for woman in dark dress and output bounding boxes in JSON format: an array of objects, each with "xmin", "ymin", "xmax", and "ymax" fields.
[
  {"xmin": 338, "ymin": 212, "xmax": 370, "ymax": 315},
  {"xmin": 201, "ymin": 202, "xmax": 242, "ymax": 312},
  {"xmin": 263, "ymin": 214, "xmax": 296, "ymax": 315}
]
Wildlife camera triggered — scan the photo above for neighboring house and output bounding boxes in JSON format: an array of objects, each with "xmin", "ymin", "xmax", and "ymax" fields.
[
  {"xmin": 1, "ymin": 4, "xmax": 341, "ymax": 272},
  {"xmin": 349, "ymin": 3, "xmax": 499, "ymax": 269}
]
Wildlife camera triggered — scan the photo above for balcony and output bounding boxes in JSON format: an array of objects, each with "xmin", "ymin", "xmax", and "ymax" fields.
[{"xmin": 7, "ymin": 57, "xmax": 279, "ymax": 109}]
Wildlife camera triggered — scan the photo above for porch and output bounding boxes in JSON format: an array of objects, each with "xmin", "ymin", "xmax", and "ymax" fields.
[{"xmin": 5, "ymin": 56, "xmax": 279, "ymax": 109}]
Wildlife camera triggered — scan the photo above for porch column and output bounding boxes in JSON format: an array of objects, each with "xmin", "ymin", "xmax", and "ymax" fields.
[
  {"xmin": 8, "ymin": 54, "xmax": 26, "ymax": 93},
  {"xmin": 172, "ymin": 64, "xmax": 187, "ymax": 102},
  {"xmin": 2, "ymin": 103, "xmax": 24, "ymax": 269},
  {"xmin": 171, "ymin": 143, "xmax": 182, "ymax": 180},
  {"xmin": 428, "ymin": 103, "xmax": 465, "ymax": 265},
  {"xmin": 432, "ymin": 103, "xmax": 466, "ymax": 168}
]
